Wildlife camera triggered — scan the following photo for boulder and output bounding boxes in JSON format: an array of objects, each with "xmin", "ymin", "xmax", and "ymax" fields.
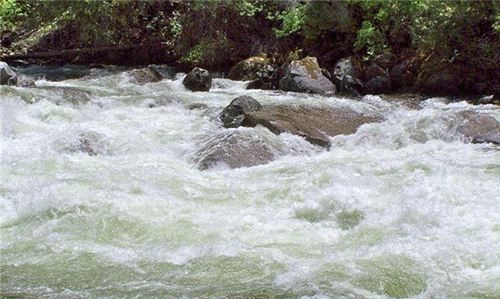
[
  {"xmin": 194, "ymin": 130, "xmax": 280, "ymax": 170},
  {"xmin": 456, "ymin": 111, "xmax": 500, "ymax": 145},
  {"xmin": 228, "ymin": 56, "xmax": 275, "ymax": 82},
  {"xmin": 416, "ymin": 68, "xmax": 461, "ymax": 95},
  {"xmin": 0, "ymin": 61, "xmax": 18, "ymax": 85},
  {"xmin": 333, "ymin": 56, "xmax": 364, "ymax": 95},
  {"xmin": 279, "ymin": 57, "xmax": 336, "ymax": 94},
  {"xmin": 243, "ymin": 105, "xmax": 381, "ymax": 147},
  {"xmin": 364, "ymin": 63, "xmax": 387, "ymax": 82},
  {"xmin": 365, "ymin": 76, "xmax": 393, "ymax": 94},
  {"xmin": 183, "ymin": 67, "xmax": 212, "ymax": 91},
  {"xmin": 219, "ymin": 96, "xmax": 261, "ymax": 128},
  {"xmin": 128, "ymin": 67, "xmax": 163, "ymax": 84},
  {"xmin": 390, "ymin": 60, "xmax": 417, "ymax": 90}
]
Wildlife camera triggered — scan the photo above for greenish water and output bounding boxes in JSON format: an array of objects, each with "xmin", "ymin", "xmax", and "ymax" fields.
[{"xmin": 1, "ymin": 66, "xmax": 499, "ymax": 298}]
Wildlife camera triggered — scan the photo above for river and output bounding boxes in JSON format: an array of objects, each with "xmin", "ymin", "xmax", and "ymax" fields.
[{"xmin": 1, "ymin": 65, "xmax": 499, "ymax": 298}]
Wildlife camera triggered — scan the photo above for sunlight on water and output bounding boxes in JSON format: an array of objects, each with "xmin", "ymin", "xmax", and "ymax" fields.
[{"xmin": 1, "ymin": 66, "xmax": 499, "ymax": 298}]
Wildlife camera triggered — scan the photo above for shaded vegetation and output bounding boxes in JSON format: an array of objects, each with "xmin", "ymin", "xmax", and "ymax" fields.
[{"xmin": 1, "ymin": 0, "xmax": 498, "ymax": 93}]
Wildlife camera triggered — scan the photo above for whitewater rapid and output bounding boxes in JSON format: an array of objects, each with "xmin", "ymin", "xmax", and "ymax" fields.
[{"xmin": 1, "ymin": 66, "xmax": 499, "ymax": 298}]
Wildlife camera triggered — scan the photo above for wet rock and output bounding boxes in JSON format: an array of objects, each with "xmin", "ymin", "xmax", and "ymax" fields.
[
  {"xmin": 63, "ymin": 132, "xmax": 109, "ymax": 156},
  {"xmin": 220, "ymin": 96, "xmax": 261, "ymax": 128},
  {"xmin": 183, "ymin": 67, "xmax": 212, "ymax": 91},
  {"xmin": 187, "ymin": 103, "xmax": 208, "ymax": 110},
  {"xmin": 243, "ymin": 105, "xmax": 381, "ymax": 148},
  {"xmin": 228, "ymin": 56, "xmax": 275, "ymax": 82},
  {"xmin": 17, "ymin": 77, "xmax": 36, "ymax": 88},
  {"xmin": 365, "ymin": 75, "xmax": 393, "ymax": 94},
  {"xmin": 456, "ymin": 111, "xmax": 500, "ymax": 145},
  {"xmin": 246, "ymin": 78, "xmax": 274, "ymax": 90},
  {"xmin": 333, "ymin": 56, "xmax": 364, "ymax": 95},
  {"xmin": 194, "ymin": 130, "xmax": 280, "ymax": 170},
  {"xmin": 128, "ymin": 67, "xmax": 163, "ymax": 84},
  {"xmin": 279, "ymin": 57, "xmax": 336, "ymax": 94},
  {"xmin": 477, "ymin": 95, "xmax": 499, "ymax": 105},
  {"xmin": 37, "ymin": 86, "xmax": 91, "ymax": 105},
  {"xmin": 0, "ymin": 61, "xmax": 18, "ymax": 85}
]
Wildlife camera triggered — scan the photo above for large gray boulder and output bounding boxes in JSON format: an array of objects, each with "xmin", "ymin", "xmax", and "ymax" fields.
[
  {"xmin": 243, "ymin": 105, "xmax": 381, "ymax": 147},
  {"xmin": 219, "ymin": 98, "xmax": 381, "ymax": 148},
  {"xmin": 333, "ymin": 56, "xmax": 364, "ymax": 95},
  {"xmin": 219, "ymin": 96, "xmax": 261, "ymax": 128},
  {"xmin": 0, "ymin": 61, "xmax": 18, "ymax": 85},
  {"xmin": 194, "ymin": 130, "xmax": 281, "ymax": 170},
  {"xmin": 183, "ymin": 67, "xmax": 212, "ymax": 91},
  {"xmin": 279, "ymin": 57, "xmax": 336, "ymax": 94}
]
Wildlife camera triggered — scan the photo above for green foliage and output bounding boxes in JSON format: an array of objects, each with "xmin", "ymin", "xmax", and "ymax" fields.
[
  {"xmin": 302, "ymin": 1, "xmax": 355, "ymax": 41},
  {"xmin": 354, "ymin": 20, "xmax": 385, "ymax": 57},
  {"xmin": 0, "ymin": 0, "xmax": 28, "ymax": 31},
  {"xmin": 274, "ymin": 4, "xmax": 306, "ymax": 38}
]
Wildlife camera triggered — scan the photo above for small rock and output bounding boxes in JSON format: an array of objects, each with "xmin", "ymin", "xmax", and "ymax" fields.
[
  {"xmin": 62, "ymin": 132, "xmax": 109, "ymax": 156},
  {"xmin": 478, "ymin": 95, "xmax": 495, "ymax": 105},
  {"xmin": 187, "ymin": 103, "xmax": 208, "ymax": 110},
  {"xmin": 333, "ymin": 56, "xmax": 364, "ymax": 95},
  {"xmin": 17, "ymin": 77, "xmax": 36, "ymax": 88},
  {"xmin": 228, "ymin": 56, "xmax": 274, "ymax": 82},
  {"xmin": 183, "ymin": 67, "xmax": 212, "ymax": 91}
]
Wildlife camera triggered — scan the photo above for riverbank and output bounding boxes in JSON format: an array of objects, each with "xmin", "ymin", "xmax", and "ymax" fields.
[{"xmin": 1, "ymin": 1, "xmax": 498, "ymax": 97}]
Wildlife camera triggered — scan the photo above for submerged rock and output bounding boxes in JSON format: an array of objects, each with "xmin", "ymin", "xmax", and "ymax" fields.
[
  {"xmin": 128, "ymin": 67, "xmax": 163, "ymax": 84},
  {"xmin": 279, "ymin": 57, "xmax": 336, "ymax": 94},
  {"xmin": 0, "ymin": 61, "xmax": 18, "ymax": 85},
  {"xmin": 194, "ymin": 130, "xmax": 280, "ymax": 170},
  {"xmin": 187, "ymin": 103, "xmax": 209, "ymax": 110},
  {"xmin": 61, "ymin": 131, "xmax": 109, "ymax": 156},
  {"xmin": 37, "ymin": 86, "xmax": 91, "ymax": 105},
  {"xmin": 17, "ymin": 77, "xmax": 36, "ymax": 87},
  {"xmin": 183, "ymin": 67, "xmax": 212, "ymax": 91}
]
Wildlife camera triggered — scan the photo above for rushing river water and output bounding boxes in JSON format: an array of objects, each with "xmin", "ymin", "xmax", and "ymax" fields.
[{"xmin": 1, "ymin": 65, "xmax": 499, "ymax": 299}]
